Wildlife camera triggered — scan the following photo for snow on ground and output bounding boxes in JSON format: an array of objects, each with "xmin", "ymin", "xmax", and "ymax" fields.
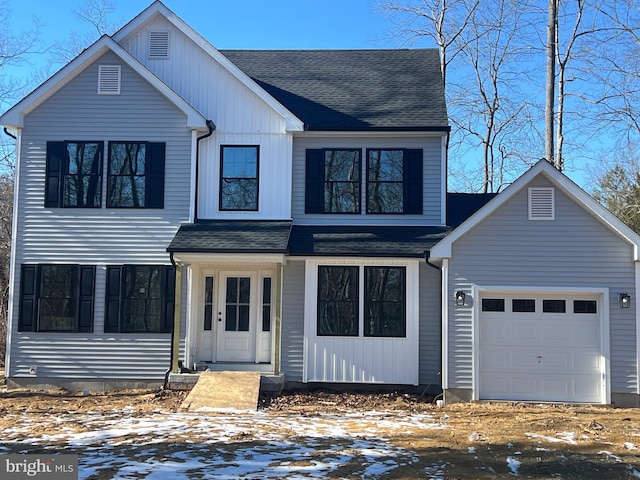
[{"xmin": 1, "ymin": 409, "xmax": 443, "ymax": 479}]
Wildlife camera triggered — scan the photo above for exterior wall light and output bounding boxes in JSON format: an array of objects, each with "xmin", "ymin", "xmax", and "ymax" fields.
[
  {"xmin": 620, "ymin": 293, "xmax": 631, "ymax": 308},
  {"xmin": 455, "ymin": 291, "xmax": 466, "ymax": 306}
]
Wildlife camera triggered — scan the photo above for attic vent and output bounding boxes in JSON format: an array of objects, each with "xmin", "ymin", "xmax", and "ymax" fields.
[
  {"xmin": 528, "ymin": 187, "xmax": 555, "ymax": 220},
  {"xmin": 98, "ymin": 65, "xmax": 121, "ymax": 94},
  {"xmin": 149, "ymin": 31, "xmax": 170, "ymax": 58}
]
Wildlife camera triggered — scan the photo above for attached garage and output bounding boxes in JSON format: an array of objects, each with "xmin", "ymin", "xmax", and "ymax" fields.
[{"xmin": 477, "ymin": 290, "xmax": 608, "ymax": 404}]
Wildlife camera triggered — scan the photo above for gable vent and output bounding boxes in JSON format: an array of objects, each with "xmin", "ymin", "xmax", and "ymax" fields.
[
  {"xmin": 98, "ymin": 65, "xmax": 121, "ymax": 95},
  {"xmin": 528, "ymin": 187, "xmax": 555, "ymax": 220},
  {"xmin": 149, "ymin": 31, "xmax": 170, "ymax": 58}
]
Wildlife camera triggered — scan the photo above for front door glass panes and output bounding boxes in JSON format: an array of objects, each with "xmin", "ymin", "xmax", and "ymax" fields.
[{"xmin": 225, "ymin": 277, "xmax": 250, "ymax": 331}]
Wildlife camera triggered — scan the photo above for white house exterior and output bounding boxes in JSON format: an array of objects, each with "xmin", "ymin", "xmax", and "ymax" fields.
[{"xmin": 2, "ymin": 1, "xmax": 639, "ymax": 406}]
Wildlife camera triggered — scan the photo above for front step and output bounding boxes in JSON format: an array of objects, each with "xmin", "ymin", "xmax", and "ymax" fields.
[
  {"xmin": 180, "ymin": 371, "xmax": 262, "ymax": 412},
  {"xmin": 169, "ymin": 371, "xmax": 285, "ymax": 393}
]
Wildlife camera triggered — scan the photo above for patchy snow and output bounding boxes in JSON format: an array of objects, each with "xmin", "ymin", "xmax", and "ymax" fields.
[
  {"xmin": 507, "ymin": 456, "xmax": 522, "ymax": 476},
  {"xmin": 2, "ymin": 409, "xmax": 447, "ymax": 479},
  {"xmin": 526, "ymin": 432, "xmax": 577, "ymax": 444}
]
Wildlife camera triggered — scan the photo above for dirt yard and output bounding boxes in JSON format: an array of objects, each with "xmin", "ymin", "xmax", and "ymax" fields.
[{"xmin": 1, "ymin": 385, "xmax": 640, "ymax": 479}]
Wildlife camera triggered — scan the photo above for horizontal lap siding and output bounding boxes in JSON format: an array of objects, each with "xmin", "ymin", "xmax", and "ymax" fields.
[
  {"xmin": 419, "ymin": 263, "xmax": 442, "ymax": 386},
  {"xmin": 10, "ymin": 51, "xmax": 191, "ymax": 379},
  {"xmin": 292, "ymin": 136, "xmax": 444, "ymax": 225},
  {"xmin": 281, "ymin": 261, "xmax": 305, "ymax": 381},
  {"xmin": 447, "ymin": 177, "xmax": 637, "ymax": 394}
]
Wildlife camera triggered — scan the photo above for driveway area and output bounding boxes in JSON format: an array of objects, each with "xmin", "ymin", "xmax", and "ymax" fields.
[{"xmin": 1, "ymin": 388, "xmax": 640, "ymax": 479}]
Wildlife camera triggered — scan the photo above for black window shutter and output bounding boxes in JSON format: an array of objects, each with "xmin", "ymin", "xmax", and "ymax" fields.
[
  {"xmin": 104, "ymin": 266, "xmax": 122, "ymax": 333},
  {"xmin": 45, "ymin": 142, "xmax": 66, "ymax": 208},
  {"xmin": 404, "ymin": 149, "xmax": 423, "ymax": 214},
  {"xmin": 146, "ymin": 142, "xmax": 166, "ymax": 209},
  {"xmin": 78, "ymin": 266, "xmax": 95, "ymax": 333},
  {"xmin": 161, "ymin": 265, "xmax": 176, "ymax": 333},
  {"xmin": 19, "ymin": 265, "xmax": 38, "ymax": 332},
  {"xmin": 305, "ymin": 149, "xmax": 325, "ymax": 213}
]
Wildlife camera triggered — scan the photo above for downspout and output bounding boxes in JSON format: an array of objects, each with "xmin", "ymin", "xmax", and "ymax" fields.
[
  {"xmin": 164, "ymin": 252, "xmax": 182, "ymax": 389},
  {"xmin": 424, "ymin": 251, "xmax": 442, "ymax": 271},
  {"xmin": 194, "ymin": 120, "xmax": 216, "ymax": 221},
  {"xmin": 3, "ymin": 128, "xmax": 17, "ymax": 140}
]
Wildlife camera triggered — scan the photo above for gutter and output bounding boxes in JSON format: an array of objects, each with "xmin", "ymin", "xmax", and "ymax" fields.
[
  {"xmin": 424, "ymin": 251, "xmax": 442, "ymax": 271},
  {"xmin": 194, "ymin": 120, "xmax": 216, "ymax": 221}
]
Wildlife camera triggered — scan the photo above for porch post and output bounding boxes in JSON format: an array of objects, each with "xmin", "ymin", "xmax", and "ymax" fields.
[
  {"xmin": 171, "ymin": 263, "xmax": 182, "ymax": 374},
  {"xmin": 273, "ymin": 262, "xmax": 283, "ymax": 374}
]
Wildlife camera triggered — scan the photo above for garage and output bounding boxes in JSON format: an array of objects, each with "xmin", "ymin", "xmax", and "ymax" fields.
[{"xmin": 478, "ymin": 291, "xmax": 606, "ymax": 404}]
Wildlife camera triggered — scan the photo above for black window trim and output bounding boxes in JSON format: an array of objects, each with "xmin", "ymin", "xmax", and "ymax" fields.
[
  {"xmin": 365, "ymin": 148, "xmax": 423, "ymax": 215},
  {"xmin": 45, "ymin": 141, "xmax": 104, "ymax": 209},
  {"xmin": 19, "ymin": 264, "xmax": 95, "ymax": 333},
  {"xmin": 316, "ymin": 264, "xmax": 407, "ymax": 338},
  {"xmin": 104, "ymin": 264, "xmax": 175, "ymax": 334},
  {"xmin": 106, "ymin": 141, "xmax": 166, "ymax": 209},
  {"xmin": 219, "ymin": 144, "xmax": 260, "ymax": 212}
]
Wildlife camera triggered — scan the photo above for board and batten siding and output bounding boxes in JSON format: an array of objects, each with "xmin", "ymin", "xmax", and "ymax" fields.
[
  {"xmin": 446, "ymin": 177, "xmax": 637, "ymax": 395},
  {"xmin": 292, "ymin": 135, "xmax": 445, "ymax": 226},
  {"xmin": 9, "ymin": 51, "xmax": 193, "ymax": 379},
  {"xmin": 280, "ymin": 261, "xmax": 306, "ymax": 382},
  {"xmin": 196, "ymin": 132, "xmax": 293, "ymax": 220},
  {"xmin": 118, "ymin": 16, "xmax": 287, "ymax": 135}
]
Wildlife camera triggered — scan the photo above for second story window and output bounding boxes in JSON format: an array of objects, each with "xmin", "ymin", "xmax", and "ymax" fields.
[
  {"xmin": 107, "ymin": 142, "xmax": 165, "ymax": 208},
  {"xmin": 306, "ymin": 149, "xmax": 361, "ymax": 214},
  {"xmin": 45, "ymin": 141, "xmax": 103, "ymax": 208},
  {"xmin": 220, "ymin": 146, "xmax": 259, "ymax": 211},
  {"xmin": 367, "ymin": 149, "xmax": 423, "ymax": 214}
]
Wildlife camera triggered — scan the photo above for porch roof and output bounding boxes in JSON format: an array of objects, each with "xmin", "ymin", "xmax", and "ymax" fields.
[
  {"xmin": 287, "ymin": 225, "xmax": 451, "ymax": 258},
  {"xmin": 167, "ymin": 220, "xmax": 292, "ymax": 253}
]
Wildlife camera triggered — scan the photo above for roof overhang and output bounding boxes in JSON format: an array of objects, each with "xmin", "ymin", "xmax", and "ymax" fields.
[
  {"xmin": 430, "ymin": 160, "xmax": 640, "ymax": 261},
  {"xmin": 1, "ymin": 35, "xmax": 208, "ymax": 131},
  {"xmin": 112, "ymin": 1, "xmax": 304, "ymax": 132}
]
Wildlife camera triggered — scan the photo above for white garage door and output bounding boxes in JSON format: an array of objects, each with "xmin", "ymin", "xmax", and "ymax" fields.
[{"xmin": 479, "ymin": 292, "xmax": 604, "ymax": 403}]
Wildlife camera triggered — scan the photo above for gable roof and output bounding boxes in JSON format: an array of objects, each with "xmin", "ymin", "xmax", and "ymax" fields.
[
  {"xmin": 221, "ymin": 49, "xmax": 449, "ymax": 132},
  {"xmin": 113, "ymin": 1, "xmax": 304, "ymax": 132},
  {"xmin": 0, "ymin": 35, "xmax": 207, "ymax": 131},
  {"xmin": 447, "ymin": 193, "xmax": 497, "ymax": 228},
  {"xmin": 431, "ymin": 160, "xmax": 640, "ymax": 260}
]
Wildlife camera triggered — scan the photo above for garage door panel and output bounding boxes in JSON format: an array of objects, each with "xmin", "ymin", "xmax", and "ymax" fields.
[{"xmin": 478, "ymin": 292, "xmax": 604, "ymax": 403}]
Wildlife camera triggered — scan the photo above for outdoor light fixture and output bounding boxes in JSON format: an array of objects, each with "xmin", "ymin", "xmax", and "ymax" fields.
[
  {"xmin": 620, "ymin": 293, "xmax": 631, "ymax": 308},
  {"xmin": 455, "ymin": 291, "xmax": 466, "ymax": 306}
]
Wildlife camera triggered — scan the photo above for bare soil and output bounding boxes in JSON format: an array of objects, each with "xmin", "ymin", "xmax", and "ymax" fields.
[{"xmin": 1, "ymin": 387, "xmax": 640, "ymax": 478}]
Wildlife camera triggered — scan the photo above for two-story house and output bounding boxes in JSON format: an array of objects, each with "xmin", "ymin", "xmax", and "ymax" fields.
[{"xmin": 3, "ymin": 1, "xmax": 640, "ymax": 407}]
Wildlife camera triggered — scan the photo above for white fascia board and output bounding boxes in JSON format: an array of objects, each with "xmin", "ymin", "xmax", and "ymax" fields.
[
  {"xmin": 113, "ymin": 2, "xmax": 304, "ymax": 132},
  {"xmin": 430, "ymin": 160, "xmax": 640, "ymax": 260},
  {"xmin": 0, "ymin": 35, "xmax": 208, "ymax": 131}
]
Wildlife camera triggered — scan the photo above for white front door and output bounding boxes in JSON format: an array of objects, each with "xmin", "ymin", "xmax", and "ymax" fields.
[{"xmin": 216, "ymin": 272, "xmax": 257, "ymax": 362}]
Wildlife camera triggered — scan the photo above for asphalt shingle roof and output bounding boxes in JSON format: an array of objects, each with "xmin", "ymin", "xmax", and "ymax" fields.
[
  {"xmin": 446, "ymin": 193, "xmax": 497, "ymax": 228},
  {"xmin": 287, "ymin": 225, "xmax": 450, "ymax": 258},
  {"xmin": 167, "ymin": 220, "xmax": 292, "ymax": 253},
  {"xmin": 221, "ymin": 49, "xmax": 449, "ymax": 131}
]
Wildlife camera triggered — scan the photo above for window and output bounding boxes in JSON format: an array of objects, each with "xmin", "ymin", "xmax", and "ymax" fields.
[
  {"xmin": 481, "ymin": 298, "xmax": 505, "ymax": 312},
  {"xmin": 543, "ymin": 299, "xmax": 566, "ymax": 313},
  {"xmin": 107, "ymin": 142, "xmax": 165, "ymax": 208},
  {"xmin": 45, "ymin": 141, "xmax": 103, "ymax": 208},
  {"xmin": 105, "ymin": 265, "xmax": 175, "ymax": 333},
  {"xmin": 262, "ymin": 277, "xmax": 272, "ymax": 332},
  {"xmin": 220, "ymin": 146, "xmax": 259, "ymax": 211},
  {"xmin": 513, "ymin": 299, "xmax": 536, "ymax": 312},
  {"xmin": 305, "ymin": 148, "xmax": 422, "ymax": 214},
  {"xmin": 367, "ymin": 149, "xmax": 423, "ymax": 214},
  {"xmin": 364, "ymin": 267, "xmax": 406, "ymax": 337},
  {"xmin": 317, "ymin": 265, "xmax": 406, "ymax": 338},
  {"xmin": 317, "ymin": 266, "xmax": 359, "ymax": 336},
  {"xmin": 19, "ymin": 264, "xmax": 95, "ymax": 332},
  {"xmin": 574, "ymin": 300, "xmax": 597, "ymax": 314},
  {"xmin": 203, "ymin": 276, "xmax": 214, "ymax": 331},
  {"xmin": 305, "ymin": 149, "xmax": 361, "ymax": 213}
]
